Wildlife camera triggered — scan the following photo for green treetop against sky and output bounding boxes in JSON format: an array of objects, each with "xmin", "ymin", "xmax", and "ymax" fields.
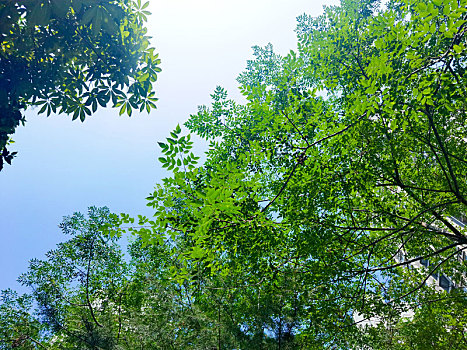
[{"xmin": 1, "ymin": 0, "xmax": 467, "ymax": 348}]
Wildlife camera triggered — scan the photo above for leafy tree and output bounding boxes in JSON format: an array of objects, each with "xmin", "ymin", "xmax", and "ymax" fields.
[
  {"xmin": 1, "ymin": 207, "xmax": 258, "ymax": 349},
  {"xmin": 352, "ymin": 291, "xmax": 467, "ymax": 349},
  {"xmin": 3, "ymin": 0, "xmax": 467, "ymax": 347},
  {"xmin": 0, "ymin": 0, "xmax": 160, "ymax": 170},
  {"xmin": 17, "ymin": 206, "xmax": 129, "ymax": 348},
  {"xmin": 0, "ymin": 290, "xmax": 47, "ymax": 349},
  {"xmin": 136, "ymin": 0, "xmax": 467, "ymax": 346}
]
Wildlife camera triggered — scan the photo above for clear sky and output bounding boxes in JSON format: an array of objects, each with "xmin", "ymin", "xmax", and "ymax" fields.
[{"xmin": 0, "ymin": 0, "xmax": 338, "ymax": 292}]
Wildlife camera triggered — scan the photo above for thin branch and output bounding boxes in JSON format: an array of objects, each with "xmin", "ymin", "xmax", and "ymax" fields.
[
  {"xmin": 343, "ymin": 246, "xmax": 466, "ymax": 329},
  {"xmin": 281, "ymin": 110, "xmax": 310, "ymax": 147},
  {"xmin": 306, "ymin": 113, "xmax": 365, "ymax": 150},
  {"xmin": 261, "ymin": 161, "xmax": 299, "ymax": 213},
  {"xmin": 352, "ymin": 242, "xmax": 459, "ymax": 274},
  {"xmin": 26, "ymin": 336, "xmax": 49, "ymax": 349},
  {"xmin": 85, "ymin": 240, "xmax": 103, "ymax": 328},
  {"xmin": 425, "ymin": 106, "xmax": 466, "ymax": 206},
  {"xmin": 322, "ymin": 200, "xmax": 459, "ymax": 269},
  {"xmin": 388, "ymin": 246, "xmax": 467, "ymax": 303}
]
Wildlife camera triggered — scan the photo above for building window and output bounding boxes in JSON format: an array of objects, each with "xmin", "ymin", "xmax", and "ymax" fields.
[{"xmin": 439, "ymin": 275, "xmax": 451, "ymax": 291}]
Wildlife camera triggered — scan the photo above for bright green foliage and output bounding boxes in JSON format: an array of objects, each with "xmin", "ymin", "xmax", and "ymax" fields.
[
  {"xmin": 3, "ymin": 0, "xmax": 467, "ymax": 347},
  {"xmin": 139, "ymin": 0, "xmax": 467, "ymax": 346},
  {"xmin": 1, "ymin": 207, "xmax": 304, "ymax": 349},
  {"xmin": 2, "ymin": 214, "xmax": 465, "ymax": 350},
  {"xmin": 0, "ymin": 0, "xmax": 160, "ymax": 170},
  {"xmin": 17, "ymin": 206, "xmax": 129, "ymax": 348},
  {"xmin": 0, "ymin": 290, "xmax": 46, "ymax": 349},
  {"xmin": 353, "ymin": 292, "xmax": 467, "ymax": 349}
]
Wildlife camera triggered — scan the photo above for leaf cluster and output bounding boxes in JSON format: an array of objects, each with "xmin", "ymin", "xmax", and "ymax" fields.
[{"xmin": 0, "ymin": 0, "xmax": 160, "ymax": 169}]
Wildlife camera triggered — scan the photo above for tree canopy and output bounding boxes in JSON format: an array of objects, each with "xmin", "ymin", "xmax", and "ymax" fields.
[
  {"xmin": 0, "ymin": 0, "xmax": 160, "ymax": 170},
  {"xmin": 137, "ymin": 0, "xmax": 467, "ymax": 345},
  {"xmin": 2, "ymin": 207, "xmax": 313, "ymax": 349},
  {"xmin": 2, "ymin": 0, "xmax": 467, "ymax": 348}
]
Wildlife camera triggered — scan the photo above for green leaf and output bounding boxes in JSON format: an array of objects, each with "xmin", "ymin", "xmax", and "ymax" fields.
[
  {"xmin": 91, "ymin": 8, "xmax": 103, "ymax": 37},
  {"xmin": 190, "ymin": 246, "xmax": 205, "ymax": 259},
  {"xmin": 81, "ymin": 6, "xmax": 98, "ymax": 26},
  {"xmin": 38, "ymin": 103, "xmax": 47, "ymax": 115},
  {"xmin": 51, "ymin": 0, "xmax": 71, "ymax": 18},
  {"xmin": 29, "ymin": 2, "xmax": 51, "ymax": 26},
  {"xmin": 119, "ymin": 103, "xmax": 126, "ymax": 116}
]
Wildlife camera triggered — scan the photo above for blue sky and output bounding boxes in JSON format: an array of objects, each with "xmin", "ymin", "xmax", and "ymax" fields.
[{"xmin": 0, "ymin": 0, "xmax": 337, "ymax": 292}]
